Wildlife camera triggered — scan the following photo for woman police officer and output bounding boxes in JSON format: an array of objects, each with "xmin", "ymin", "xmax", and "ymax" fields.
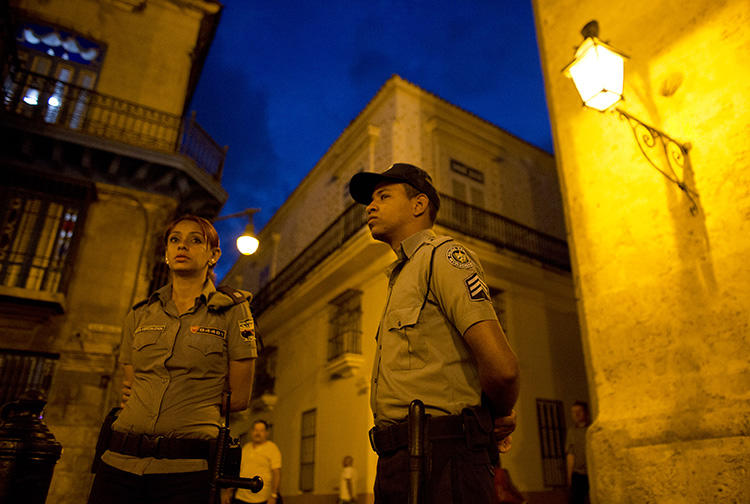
[{"xmin": 88, "ymin": 215, "xmax": 257, "ymax": 504}]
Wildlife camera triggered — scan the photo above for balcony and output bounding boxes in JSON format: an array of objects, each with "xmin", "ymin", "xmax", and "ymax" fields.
[
  {"xmin": 1, "ymin": 67, "xmax": 226, "ymax": 181},
  {"xmin": 251, "ymin": 196, "xmax": 571, "ymax": 316}
]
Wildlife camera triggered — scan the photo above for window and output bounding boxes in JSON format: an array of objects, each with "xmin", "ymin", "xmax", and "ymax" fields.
[
  {"xmin": 0, "ymin": 171, "xmax": 92, "ymax": 298},
  {"xmin": 299, "ymin": 409, "xmax": 316, "ymax": 492},
  {"xmin": 328, "ymin": 289, "xmax": 362, "ymax": 361},
  {"xmin": 4, "ymin": 21, "xmax": 104, "ymax": 128},
  {"xmin": 449, "ymin": 159, "xmax": 486, "ymax": 229},
  {"xmin": 252, "ymin": 345, "xmax": 277, "ymax": 397},
  {"xmin": 0, "ymin": 348, "xmax": 59, "ymax": 405},
  {"xmin": 536, "ymin": 399, "xmax": 567, "ymax": 487}
]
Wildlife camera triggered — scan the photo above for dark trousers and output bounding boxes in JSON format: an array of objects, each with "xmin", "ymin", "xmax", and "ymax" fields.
[
  {"xmin": 374, "ymin": 438, "xmax": 495, "ymax": 504},
  {"xmin": 570, "ymin": 472, "xmax": 589, "ymax": 504},
  {"xmin": 88, "ymin": 462, "xmax": 210, "ymax": 504}
]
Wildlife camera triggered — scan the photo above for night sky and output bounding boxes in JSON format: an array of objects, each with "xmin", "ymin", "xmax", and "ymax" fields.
[{"xmin": 188, "ymin": 1, "xmax": 553, "ymax": 280}]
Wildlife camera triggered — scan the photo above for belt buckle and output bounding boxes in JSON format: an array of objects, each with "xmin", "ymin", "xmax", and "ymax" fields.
[
  {"xmin": 368, "ymin": 427, "xmax": 380, "ymax": 455},
  {"xmin": 140, "ymin": 434, "xmax": 165, "ymax": 458}
]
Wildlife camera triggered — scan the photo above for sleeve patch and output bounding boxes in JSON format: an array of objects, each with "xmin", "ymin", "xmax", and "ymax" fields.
[
  {"xmin": 446, "ymin": 245, "xmax": 473, "ymax": 269},
  {"xmin": 238, "ymin": 318, "xmax": 256, "ymax": 343},
  {"xmin": 465, "ymin": 273, "xmax": 490, "ymax": 301}
]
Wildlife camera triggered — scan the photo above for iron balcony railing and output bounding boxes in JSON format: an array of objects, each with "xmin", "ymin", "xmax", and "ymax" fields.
[
  {"xmin": 0, "ymin": 348, "xmax": 60, "ymax": 405},
  {"xmin": 1, "ymin": 67, "xmax": 226, "ymax": 180},
  {"xmin": 251, "ymin": 196, "xmax": 571, "ymax": 316}
]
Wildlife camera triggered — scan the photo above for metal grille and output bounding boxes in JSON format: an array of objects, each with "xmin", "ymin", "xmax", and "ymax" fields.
[
  {"xmin": 438, "ymin": 194, "xmax": 570, "ymax": 271},
  {"xmin": 2, "ymin": 66, "xmax": 226, "ymax": 180},
  {"xmin": 536, "ymin": 398, "xmax": 567, "ymax": 487},
  {"xmin": 0, "ymin": 184, "xmax": 88, "ymax": 294},
  {"xmin": 328, "ymin": 289, "xmax": 362, "ymax": 361},
  {"xmin": 299, "ymin": 409, "xmax": 316, "ymax": 492},
  {"xmin": 0, "ymin": 348, "xmax": 59, "ymax": 405}
]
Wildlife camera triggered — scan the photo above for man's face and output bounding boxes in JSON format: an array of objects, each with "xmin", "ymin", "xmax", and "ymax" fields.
[
  {"xmin": 572, "ymin": 405, "xmax": 587, "ymax": 426},
  {"xmin": 251, "ymin": 422, "xmax": 268, "ymax": 443},
  {"xmin": 365, "ymin": 182, "xmax": 414, "ymax": 243}
]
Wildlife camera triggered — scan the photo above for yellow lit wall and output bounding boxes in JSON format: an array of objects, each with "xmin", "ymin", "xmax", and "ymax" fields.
[{"xmin": 533, "ymin": 0, "xmax": 750, "ymax": 501}]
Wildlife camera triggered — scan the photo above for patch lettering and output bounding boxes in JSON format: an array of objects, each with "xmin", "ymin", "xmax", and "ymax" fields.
[
  {"xmin": 446, "ymin": 245, "xmax": 473, "ymax": 269},
  {"xmin": 190, "ymin": 326, "xmax": 226, "ymax": 338},
  {"xmin": 135, "ymin": 325, "xmax": 165, "ymax": 334},
  {"xmin": 238, "ymin": 318, "xmax": 256, "ymax": 343},
  {"xmin": 465, "ymin": 273, "xmax": 490, "ymax": 301}
]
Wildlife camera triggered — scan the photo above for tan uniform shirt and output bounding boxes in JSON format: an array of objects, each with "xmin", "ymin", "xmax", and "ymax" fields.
[
  {"xmin": 102, "ymin": 281, "xmax": 258, "ymax": 475},
  {"xmin": 371, "ymin": 229, "xmax": 498, "ymax": 427}
]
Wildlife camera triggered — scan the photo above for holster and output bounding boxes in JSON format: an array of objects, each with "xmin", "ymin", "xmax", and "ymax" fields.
[
  {"xmin": 462, "ymin": 405, "xmax": 499, "ymax": 466},
  {"xmin": 91, "ymin": 407, "xmax": 121, "ymax": 473}
]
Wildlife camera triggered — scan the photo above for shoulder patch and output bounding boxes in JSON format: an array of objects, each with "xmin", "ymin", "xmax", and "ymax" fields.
[
  {"xmin": 238, "ymin": 318, "xmax": 256, "ymax": 344},
  {"xmin": 446, "ymin": 245, "xmax": 474, "ymax": 269},
  {"xmin": 465, "ymin": 273, "xmax": 490, "ymax": 301}
]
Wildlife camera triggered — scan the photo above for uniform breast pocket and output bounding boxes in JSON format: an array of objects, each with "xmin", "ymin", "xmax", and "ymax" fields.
[
  {"xmin": 132, "ymin": 327, "xmax": 164, "ymax": 366},
  {"xmin": 186, "ymin": 334, "xmax": 225, "ymax": 357},
  {"xmin": 385, "ymin": 305, "xmax": 427, "ymax": 371}
]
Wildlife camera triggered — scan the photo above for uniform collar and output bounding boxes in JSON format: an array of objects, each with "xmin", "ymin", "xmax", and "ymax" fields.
[
  {"xmin": 399, "ymin": 228, "xmax": 436, "ymax": 259},
  {"xmin": 149, "ymin": 279, "xmax": 216, "ymax": 306},
  {"xmin": 385, "ymin": 229, "xmax": 436, "ymax": 277}
]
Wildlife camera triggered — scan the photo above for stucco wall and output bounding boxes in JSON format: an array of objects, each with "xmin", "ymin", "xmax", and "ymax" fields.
[{"xmin": 533, "ymin": 0, "xmax": 750, "ymax": 501}]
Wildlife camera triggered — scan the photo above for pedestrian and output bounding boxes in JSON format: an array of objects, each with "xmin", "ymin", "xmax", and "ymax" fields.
[
  {"xmin": 349, "ymin": 163, "xmax": 520, "ymax": 503},
  {"xmin": 227, "ymin": 420, "xmax": 282, "ymax": 504},
  {"xmin": 339, "ymin": 455, "xmax": 357, "ymax": 504},
  {"xmin": 88, "ymin": 215, "xmax": 258, "ymax": 504},
  {"xmin": 566, "ymin": 401, "xmax": 590, "ymax": 504}
]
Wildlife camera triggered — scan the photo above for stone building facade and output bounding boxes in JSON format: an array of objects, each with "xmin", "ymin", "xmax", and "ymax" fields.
[
  {"xmin": 224, "ymin": 75, "xmax": 585, "ymax": 503},
  {"xmin": 533, "ymin": 0, "xmax": 750, "ymax": 502},
  {"xmin": 0, "ymin": 1, "xmax": 226, "ymax": 502}
]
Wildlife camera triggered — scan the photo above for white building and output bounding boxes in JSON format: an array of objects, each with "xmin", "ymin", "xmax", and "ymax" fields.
[{"xmin": 224, "ymin": 75, "xmax": 585, "ymax": 503}]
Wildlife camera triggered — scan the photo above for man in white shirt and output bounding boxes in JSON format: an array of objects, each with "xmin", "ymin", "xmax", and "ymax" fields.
[
  {"xmin": 339, "ymin": 456, "xmax": 357, "ymax": 504},
  {"xmin": 228, "ymin": 420, "xmax": 281, "ymax": 504}
]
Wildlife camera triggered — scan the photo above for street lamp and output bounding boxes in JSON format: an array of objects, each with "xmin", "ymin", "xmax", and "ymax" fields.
[
  {"xmin": 215, "ymin": 208, "xmax": 261, "ymax": 255},
  {"xmin": 563, "ymin": 20, "xmax": 626, "ymax": 112},
  {"xmin": 562, "ymin": 20, "xmax": 699, "ymax": 214}
]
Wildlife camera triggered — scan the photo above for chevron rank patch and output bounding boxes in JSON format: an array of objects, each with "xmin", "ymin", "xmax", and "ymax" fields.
[
  {"xmin": 465, "ymin": 273, "xmax": 490, "ymax": 301},
  {"xmin": 238, "ymin": 318, "xmax": 256, "ymax": 343},
  {"xmin": 446, "ymin": 245, "xmax": 473, "ymax": 269}
]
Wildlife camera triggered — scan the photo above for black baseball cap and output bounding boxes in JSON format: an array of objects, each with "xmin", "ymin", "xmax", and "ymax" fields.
[{"xmin": 349, "ymin": 163, "xmax": 440, "ymax": 210}]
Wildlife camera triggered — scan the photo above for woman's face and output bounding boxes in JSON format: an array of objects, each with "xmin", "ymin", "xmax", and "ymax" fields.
[{"xmin": 166, "ymin": 219, "xmax": 220, "ymax": 276}]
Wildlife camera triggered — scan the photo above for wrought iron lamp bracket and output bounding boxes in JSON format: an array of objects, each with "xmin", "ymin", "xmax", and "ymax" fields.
[{"xmin": 614, "ymin": 108, "xmax": 699, "ymax": 215}]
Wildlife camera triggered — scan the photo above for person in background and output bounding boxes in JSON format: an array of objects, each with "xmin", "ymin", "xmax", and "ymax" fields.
[
  {"xmin": 349, "ymin": 163, "xmax": 520, "ymax": 503},
  {"xmin": 566, "ymin": 401, "xmax": 591, "ymax": 504},
  {"xmin": 229, "ymin": 420, "xmax": 282, "ymax": 504},
  {"xmin": 339, "ymin": 455, "xmax": 357, "ymax": 504},
  {"xmin": 89, "ymin": 215, "xmax": 257, "ymax": 504}
]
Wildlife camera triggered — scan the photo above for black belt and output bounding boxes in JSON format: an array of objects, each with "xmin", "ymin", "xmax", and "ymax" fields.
[
  {"xmin": 369, "ymin": 414, "xmax": 466, "ymax": 455},
  {"xmin": 109, "ymin": 431, "xmax": 214, "ymax": 460}
]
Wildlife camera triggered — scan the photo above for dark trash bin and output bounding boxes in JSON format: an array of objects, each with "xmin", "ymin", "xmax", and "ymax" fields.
[{"xmin": 0, "ymin": 390, "xmax": 62, "ymax": 504}]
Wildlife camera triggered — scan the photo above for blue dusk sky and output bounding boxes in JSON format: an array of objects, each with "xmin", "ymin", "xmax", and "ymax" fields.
[{"xmin": 188, "ymin": 1, "xmax": 553, "ymax": 280}]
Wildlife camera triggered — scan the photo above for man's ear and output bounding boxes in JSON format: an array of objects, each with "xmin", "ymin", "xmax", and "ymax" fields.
[{"xmin": 412, "ymin": 193, "xmax": 429, "ymax": 218}]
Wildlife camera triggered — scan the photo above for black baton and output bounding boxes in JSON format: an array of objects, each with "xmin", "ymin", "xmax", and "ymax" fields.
[{"xmin": 408, "ymin": 399, "xmax": 426, "ymax": 504}]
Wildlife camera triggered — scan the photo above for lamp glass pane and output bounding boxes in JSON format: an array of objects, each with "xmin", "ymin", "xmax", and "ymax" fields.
[
  {"xmin": 568, "ymin": 39, "xmax": 625, "ymax": 110},
  {"xmin": 236, "ymin": 235, "xmax": 259, "ymax": 255}
]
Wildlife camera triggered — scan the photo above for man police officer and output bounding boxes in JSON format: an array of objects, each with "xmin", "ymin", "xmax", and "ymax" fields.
[{"xmin": 349, "ymin": 163, "xmax": 520, "ymax": 503}]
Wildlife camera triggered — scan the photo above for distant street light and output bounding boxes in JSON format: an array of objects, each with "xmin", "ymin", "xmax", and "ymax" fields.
[{"xmin": 214, "ymin": 208, "xmax": 261, "ymax": 255}]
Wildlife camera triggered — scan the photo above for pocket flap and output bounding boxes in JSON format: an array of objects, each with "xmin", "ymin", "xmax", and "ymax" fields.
[{"xmin": 385, "ymin": 305, "xmax": 421, "ymax": 330}]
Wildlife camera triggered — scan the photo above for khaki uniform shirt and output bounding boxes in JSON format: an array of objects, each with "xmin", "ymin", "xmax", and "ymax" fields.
[
  {"xmin": 371, "ymin": 229, "xmax": 498, "ymax": 427},
  {"xmin": 102, "ymin": 281, "xmax": 258, "ymax": 475}
]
